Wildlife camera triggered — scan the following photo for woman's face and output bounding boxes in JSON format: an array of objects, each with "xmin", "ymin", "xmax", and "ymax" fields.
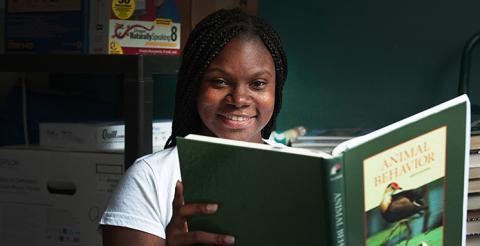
[{"xmin": 197, "ymin": 36, "xmax": 276, "ymax": 143}]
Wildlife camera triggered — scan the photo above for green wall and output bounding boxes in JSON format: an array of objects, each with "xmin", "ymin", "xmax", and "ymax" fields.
[
  {"xmin": 153, "ymin": 74, "xmax": 177, "ymax": 119},
  {"xmin": 259, "ymin": 1, "xmax": 480, "ymax": 131}
]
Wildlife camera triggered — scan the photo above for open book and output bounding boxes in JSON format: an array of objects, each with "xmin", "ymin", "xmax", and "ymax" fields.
[{"xmin": 177, "ymin": 95, "xmax": 470, "ymax": 246}]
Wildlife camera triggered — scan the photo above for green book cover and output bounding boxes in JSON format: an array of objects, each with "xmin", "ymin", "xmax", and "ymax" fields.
[{"xmin": 177, "ymin": 95, "xmax": 470, "ymax": 246}]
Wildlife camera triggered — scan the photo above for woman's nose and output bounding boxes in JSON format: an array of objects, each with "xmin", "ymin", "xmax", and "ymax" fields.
[{"xmin": 226, "ymin": 85, "xmax": 251, "ymax": 108}]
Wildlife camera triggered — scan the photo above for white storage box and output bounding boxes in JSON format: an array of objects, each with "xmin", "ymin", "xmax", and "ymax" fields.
[{"xmin": 0, "ymin": 147, "xmax": 124, "ymax": 246}]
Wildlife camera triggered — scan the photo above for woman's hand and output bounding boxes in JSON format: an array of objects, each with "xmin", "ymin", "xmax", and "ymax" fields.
[{"xmin": 165, "ymin": 181, "xmax": 235, "ymax": 245}]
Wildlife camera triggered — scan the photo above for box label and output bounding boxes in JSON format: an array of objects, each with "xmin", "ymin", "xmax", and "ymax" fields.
[
  {"xmin": 109, "ymin": 18, "xmax": 180, "ymax": 54},
  {"xmin": 111, "ymin": 0, "xmax": 135, "ymax": 20}
]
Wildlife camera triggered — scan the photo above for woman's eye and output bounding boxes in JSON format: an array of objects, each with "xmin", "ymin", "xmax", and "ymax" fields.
[
  {"xmin": 212, "ymin": 79, "xmax": 228, "ymax": 87},
  {"xmin": 251, "ymin": 80, "xmax": 267, "ymax": 89}
]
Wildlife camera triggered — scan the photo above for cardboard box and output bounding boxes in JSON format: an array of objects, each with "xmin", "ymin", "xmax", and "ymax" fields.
[
  {"xmin": 39, "ymin": 120, "xmax": 172, "ymax": 152},
  {"xmin": 0, "ymin": 147, "xmax": 124, "ymax": 246},
  {"xmin": 5, "ymin": 0, "xmax": 89, "ymax": 54},
  {"xmin": 90, "ymin": 0, "xmax": 182, "ymax": 55}
]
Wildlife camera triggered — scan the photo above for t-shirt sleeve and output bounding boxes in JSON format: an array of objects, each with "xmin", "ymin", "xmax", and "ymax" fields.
[{"xmin": 99, "ymin": 159, "xmax": 167, "ymax": 239}]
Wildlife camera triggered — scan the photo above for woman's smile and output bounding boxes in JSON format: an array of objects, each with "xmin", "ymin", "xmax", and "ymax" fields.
[{"xmin": 218, "ymin": 113, "xmax": 256, "ymax": 129}]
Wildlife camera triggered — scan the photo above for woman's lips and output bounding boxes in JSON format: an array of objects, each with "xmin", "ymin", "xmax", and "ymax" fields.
[{"xmin": 218, "ymin": 114, "xmax": 256, "ymax": 129}]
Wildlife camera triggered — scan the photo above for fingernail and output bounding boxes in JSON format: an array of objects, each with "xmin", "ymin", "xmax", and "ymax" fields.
[
  {"xmin": 206, "ymin": 204, "xmax": 218, "ymax": 212},
  {"xmin": 225, "ymin": 236, "xmax": 235, "ymax": 244}
]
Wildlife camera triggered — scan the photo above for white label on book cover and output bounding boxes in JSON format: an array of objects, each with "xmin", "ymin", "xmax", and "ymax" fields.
[{"xmin": 363, "ymin": 126, "xmax": 447, "ymax": 211}]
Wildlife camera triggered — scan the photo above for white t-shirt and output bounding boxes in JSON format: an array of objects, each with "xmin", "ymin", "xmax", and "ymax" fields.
[{"xmin": 99, "ymin": 139, "xmax": 283, "ymax": 239}]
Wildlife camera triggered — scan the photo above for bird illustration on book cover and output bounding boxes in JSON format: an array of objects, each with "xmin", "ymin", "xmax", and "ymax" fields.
[{"xmin": 363, "ymin": 127, "xmax": 447, "ymax": 246}]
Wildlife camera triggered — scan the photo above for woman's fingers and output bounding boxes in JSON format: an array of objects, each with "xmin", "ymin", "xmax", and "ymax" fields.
[
  {"xmin": 180, "ymin": 203, "xmax": 218, "ymax": 217},
  {"xmin": 168, "ymin": 181, "xmax": 235, "ymax": 245},
  {"xmin": 173, "ymin": 231, "xmax": 235, "ymax": 245},
  {"xmin": 173, "ymin": 181, "xmax": 219, "ymax": 217},
  {"xmin": 169, "ymin": 181, "xmax": 185, "ymax": 230},
  {"xmin": 173, "ymin": 181, "xmax": 185, "ymax": 209},
  {"xmin": 170, "ymin": 182, "xmax": 219, "ymax": 232}
]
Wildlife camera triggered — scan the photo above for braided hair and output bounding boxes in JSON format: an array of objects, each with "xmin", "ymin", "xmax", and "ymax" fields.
[{"xmin": 165, "ymin": 8, "xmax": 288, "ymax": 148}]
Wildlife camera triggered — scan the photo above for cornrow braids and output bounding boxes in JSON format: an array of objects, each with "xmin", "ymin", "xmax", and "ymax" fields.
[{"xmin": 165, "ymin": 8, "xmax": 288, "ymax": 148}]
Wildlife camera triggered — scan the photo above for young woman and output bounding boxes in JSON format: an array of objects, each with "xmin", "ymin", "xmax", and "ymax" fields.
[{"xmin": 100, "ymin": 8, "xmax": 288, "ymax": 245}]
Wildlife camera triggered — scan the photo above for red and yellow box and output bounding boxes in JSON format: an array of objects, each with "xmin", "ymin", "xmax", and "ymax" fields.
[{"xmin": 90, "ymin": 0, "xmax": 181, "ymax": 55}]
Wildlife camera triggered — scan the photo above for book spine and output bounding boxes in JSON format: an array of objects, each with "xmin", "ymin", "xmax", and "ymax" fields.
[
  {"xmin": 325, "ymin": 156, "xmax": 346, "ymax": 246},
  {"xmin": 467, "ymin": 209, "xmax": 480, "ymax": 222},
  {"xmin": 467, "ymin": 220, "xmax": 480, "ymax": 238}
]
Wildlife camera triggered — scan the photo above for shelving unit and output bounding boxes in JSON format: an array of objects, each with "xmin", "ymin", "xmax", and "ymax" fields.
[{"xmin": 0, "ymin": 54, "xmax": 180, "ymax": 169}]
